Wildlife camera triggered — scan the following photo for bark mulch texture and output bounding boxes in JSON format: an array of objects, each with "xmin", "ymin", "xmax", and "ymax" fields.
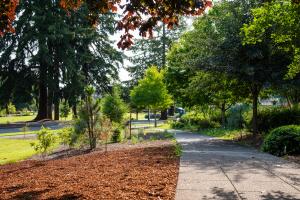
[{"xmin": 0, "ymin": 145, "xmax": 179, "ymax": 200}]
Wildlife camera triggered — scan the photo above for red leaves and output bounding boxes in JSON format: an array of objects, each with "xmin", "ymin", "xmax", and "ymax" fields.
[
  {"xmin": 0, "ymin": 0, "xmax": 212, "ymax": 49},
  {"xmin": 0, "ymin": 0, "xmax": 19, "ymax": 37}
]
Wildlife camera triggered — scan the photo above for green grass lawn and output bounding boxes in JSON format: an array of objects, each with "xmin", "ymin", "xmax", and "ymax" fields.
[
  {"xmin": 0, "ymin": 129, "xmax": 64, "ymax": 137},
  {"xmin": 0, "ymin": 115, "xmax": 35, "ymax": 124},
  {"xmin": 0, "ymin": 114, "xmax": 73, "ymax": 124},
  {"xmin": 0, "ymin": 138, "xmax": 37, "ymax": 165},
  {"xmin": 0, "ymin": 136, "xmax": 62, "ymax": 165}
]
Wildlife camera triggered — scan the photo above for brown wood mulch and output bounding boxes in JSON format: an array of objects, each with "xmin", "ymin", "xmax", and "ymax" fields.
[{"xmin": 0, "ymin": 144, "xmax": 179, "ymax": 200}]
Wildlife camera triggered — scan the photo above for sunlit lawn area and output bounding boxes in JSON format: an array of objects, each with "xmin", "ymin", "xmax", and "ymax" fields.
[
  {"xmin": 0, "ymin": 114, "xmax": 73, "ymax": 124},
  {"xmin": 0, "ymin": 137, "xmax": 62, "ymax": 165},
  {"xmin": 0, "ymin": 115, "xmax": 35, "ymax": 124},
  {"xmin": 0, "ymin": 129, "xmax": 64, "ymax": 137},
  {"xmin": 0, "ymin": 138, "xmax": 37, "ymax": 165}
]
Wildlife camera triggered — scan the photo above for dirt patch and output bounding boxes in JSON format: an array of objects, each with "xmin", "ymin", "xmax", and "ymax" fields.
[
  {"xmin": 285, "ymin": 155, "xmax": 300, "ymax": 165},
  {"xmin": 0, "ymin": 143, "xmax": 179, "ymax": 200},
  {"xmin": 235, "ymin": 134, "xmax": 264, "ymax": 149}
]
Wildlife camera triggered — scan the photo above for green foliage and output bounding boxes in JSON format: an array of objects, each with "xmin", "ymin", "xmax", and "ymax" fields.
[
  {"xmin": 242, "ymin": 0, "xmax": 300, "ymax": 78},
  {"xmin": 245, "ymin": 107, "xmax": 300, "ymax": 133},
  {"xmin": 72, "ymin": 86, "xmax": 101, "ymax": 149},
  {"xmin": 31, "ymin": 127, "xmax": 57, "ymax": 156},
  {"xmin": 102, "ymin": 86, "xmax": 128, "ymax": 123},
  {"xmin": 21, "ymin": 108, "xmax": 32, "ymax": 116},
  {"xmin": 263, "ymin": 125, "xmax": 300, "ymax": 156},
  {"xmin": 131, "ymin": 66, "xmax": 173, "ymax": 112},
  {"xmin": 172, "ymin": 139, "xmax": 183, "ymax": 157},
  {"xmin": 128, "ymin": 20, "xmax": 187, "ymax": 82},
  {"xmin": 201, "ymin": 128, "xmax": 250, "ymax": 140},
  {"xmin": 111, "ymin": 127, "xmax": 123, "ymax": 143},
  {"xmin": 60, "ymin": 102, "xmax": 70, "ymax": 120},
  {"xmin": 226, "ymin": 104, "xmax": 251, "ymax": 129},
  {"xmin": 7, "ymin": 102, "xmax": 16, "ymax": 115},
  {"xmin": 58, "ymin": 127, "xmax": 74, "ymax": 146},
  {"xmin": 130, "ymin": 135, "xmax": 143, "ymax": 144}
]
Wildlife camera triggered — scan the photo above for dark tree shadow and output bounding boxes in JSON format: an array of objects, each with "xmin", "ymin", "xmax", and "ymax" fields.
[
  {"xmin": 261, "ymin": 191, "xmax": 300, "ymax": 200},
  {"xmin": 13, "ymin": 189, "xmax": 50, "ymax": 200},
  {"xmin": 202, "ymin": 187, "xmax": 239, "ymax": 200}
]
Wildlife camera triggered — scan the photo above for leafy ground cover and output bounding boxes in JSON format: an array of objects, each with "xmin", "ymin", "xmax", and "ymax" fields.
[
  {"xmin": 0, "ymin": 142, "xmax": 179, "ymax": 200},
  {"xmin": 200, "ymin": 128, "xmax": 252, "ymax": 140}
]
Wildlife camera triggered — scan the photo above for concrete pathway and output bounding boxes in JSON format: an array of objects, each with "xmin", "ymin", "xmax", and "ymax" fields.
[{"xmin": 172, "ymin": 130, "xmax": 300, "ymax": 200}]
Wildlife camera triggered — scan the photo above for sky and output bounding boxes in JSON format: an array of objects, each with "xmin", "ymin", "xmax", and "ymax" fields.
[{"xmin": 112, "ymin": 0, "xmax": 197, "ymax": 82}]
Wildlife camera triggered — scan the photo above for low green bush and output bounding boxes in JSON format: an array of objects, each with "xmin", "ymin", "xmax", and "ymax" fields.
[
  {"xmin": 245, "ymin": 107, "xmax": 300, "ymax": 133},
  {"xmin": 111, "ymin": 128, "xmax": 123, "ymax": 143},
  {"xmin": 58, "ymin": 127, "xmax": 73, "ymax": 146},
  {"xmin": 262, "ymin": 125, "xmax": 300, "ymax": 156},
  {"xmin": 31, "ymin": 127, "xmax": 57, "ymax": 156},
  {"xmin": 227, "ymin": 104, "xmax": 251, "ymax": 129}
]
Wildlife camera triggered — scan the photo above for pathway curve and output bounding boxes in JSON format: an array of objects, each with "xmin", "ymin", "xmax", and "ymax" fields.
[{"xmin": 172, "ymin": 130, "xmax": 300, "ymax": 200}]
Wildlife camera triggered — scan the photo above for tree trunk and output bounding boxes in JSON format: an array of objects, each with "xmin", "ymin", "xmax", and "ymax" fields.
[
  {"xmin": 54, "ymin": 100, "xmax": 59, "ymax": 120},
  {"xmin": 148, "ymin": 109, "xmax": 150, "ymax": 121},
  {"xmin": 160, "ymin": 109, "xmax": 168, "ymax": 120},
  {"xmin": 47, "ymin": 90, "xmax": 53, "ymax": 120},
  {"xmin": 169, "ymin": 105, "xmax": 175, "ymax": 116},
  {"xmin": 221, "ymin": 103, "xmax": 226, "ymax": 128},
  {"xmin": 5, "ymin": 104, "xmax": 9, "ymax": 116},
  {"xmin": 252, "ymin": 85, "xmax": 260, "ymax": 135},
  {"xmin": 162, "ymin": 24, "xmax": 166, "ymax": 68},
  {"xmin": 72, "ymin": 104, "xmax": 77, "ymax": 118},
  {"xmin": 53, "ymin": 54, "xmax": 60, "ymax": 121},
  {"xmin": 154, "ymin": 111, "xmax": 157, "ymax": 127},
  {"xmin": 35, "ymin": 74, "xmax": 48, "ymax": 121},
  {"xmin": 136, "ymin": 111, "xmax": 138, "ymax": 120}
]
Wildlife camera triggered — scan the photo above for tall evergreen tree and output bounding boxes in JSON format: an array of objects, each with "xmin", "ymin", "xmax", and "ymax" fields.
[{"xmin": 0, "ymin": 0, "xmax": 122, "ymax": 121}]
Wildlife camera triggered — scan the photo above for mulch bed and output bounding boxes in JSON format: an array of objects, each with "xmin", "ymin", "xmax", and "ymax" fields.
[{"xmin": 0, "ymin": 144, "xmax": 179, "ymax": 200}]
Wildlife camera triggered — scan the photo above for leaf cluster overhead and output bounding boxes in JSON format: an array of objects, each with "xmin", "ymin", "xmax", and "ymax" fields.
[{"xmin": 0, "ymin": 0, "xmax": 212, "ymax": 49}]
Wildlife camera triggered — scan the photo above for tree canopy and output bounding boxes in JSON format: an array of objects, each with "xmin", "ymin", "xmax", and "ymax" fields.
[
  {"xmin": 130, "ymin": 66, "xmax": 172, "ymax": 112},
  {"xmin": 242, "ymin": 0, "xmax": 300, "ymax": 78},
  {"xmin": 0, "ymin": 0, "xmax": 213, "ymax": 49}
]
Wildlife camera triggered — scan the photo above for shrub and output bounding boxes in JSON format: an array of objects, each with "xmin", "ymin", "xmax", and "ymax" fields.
[
  {"xmin": 245, "ymin": 107, "xmax": 300, "ymax": 133},
  {"xmin": 102, "ymin": 86, "xmax": 128, "ymax": 123},
  {"xmin": 111, "ymin": 128, "xmax": 123, "ymax": 143},
  {"xmin": 60, "ymin": 102, "xmax": 70, "ymax": 120},
  {"xmin": 0, "ymin": 109, "xmax": 6, "ymax": 117},
  {"xmin": 170, "ymin": 121, "xmax": 185, "ymax": 129},
  {"xmin": 7, "ymin": 102, "xmax": 16, "ymax": 115},
  {"xmin": 31, "ymin": 127, "xmax": 57, "ymax": 156},
  {"xmin": 262, "ymin": 125, "xmax": 300, "ymax": 156},
  {"xmin": 58, "ymin": 127, "xmax": 73, "ymax": 146},
  {"xmin": 21, "ymin": 108, "xmax": 32, "ymax": 116},
  {"xmin": 227, "ymin": 104, "xmax": 251, "ymax": 129},
  {"xmin": 197, "ymin": 119, "xmax": 221, "ymax": 129}
]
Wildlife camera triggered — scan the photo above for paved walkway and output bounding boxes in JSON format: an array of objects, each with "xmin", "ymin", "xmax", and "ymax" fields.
[{"xmin": 172, "ymin": 130, "xmax": 300, "ymax": 200}]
